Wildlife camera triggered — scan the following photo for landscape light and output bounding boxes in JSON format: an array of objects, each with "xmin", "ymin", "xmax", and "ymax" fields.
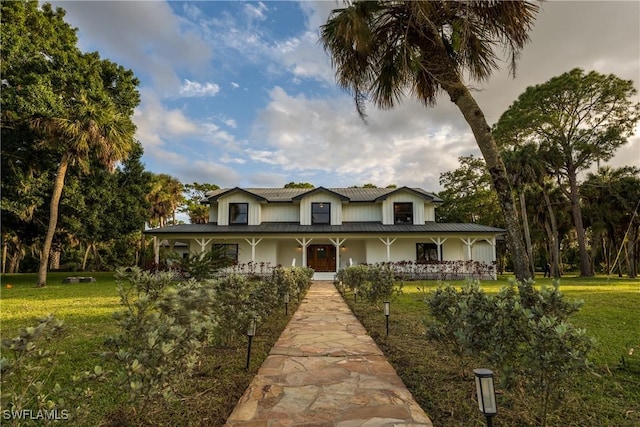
[
  {"xmin": 384, "ymin": 301, "xmax": 390, "ymax": 336},
  {"xmin": 474, "ymin": 368, "xmax": 497, "ymax": 426},
  {"xmin": 284, "ymin": 292, "xmax": 290, "ymax": 315},
  {"xmin": 245, "ymin": 318, "xmax": 257, "ymax": 370}
]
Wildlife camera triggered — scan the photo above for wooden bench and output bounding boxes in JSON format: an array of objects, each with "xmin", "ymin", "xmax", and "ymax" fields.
[{"xmin": 63, "ymin": 276, "xmax": 96, "ymax": 284}]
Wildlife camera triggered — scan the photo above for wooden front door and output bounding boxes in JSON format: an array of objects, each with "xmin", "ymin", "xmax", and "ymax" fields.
[{"xmin": 307, "ymin": 245, "xmax": 336, "ymax": 272}]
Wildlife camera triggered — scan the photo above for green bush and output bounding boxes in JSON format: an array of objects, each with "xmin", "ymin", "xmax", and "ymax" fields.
[
  {"xmin": 425, "ymin": 279, "xmax": 593, "ymax": 426},
  {"xmin": 336, "ymin": 264, "xmax": 401, "ymax": 304}
]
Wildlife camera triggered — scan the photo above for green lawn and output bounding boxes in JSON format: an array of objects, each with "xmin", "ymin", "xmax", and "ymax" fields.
[
  {"xmin": 1, "ymin": 273, "xmax": 638, "ymax": 426},
  {"xmin": 345, "ymin": 274, "xmax": 640, "ymax": 426},
  {"xmin": 0, "ymin": 272, "xmax": 300, "ymax": 426}
]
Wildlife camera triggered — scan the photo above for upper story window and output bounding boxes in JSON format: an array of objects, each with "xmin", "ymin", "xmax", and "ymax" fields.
[
  {"xmin": 311, "ymin": 202, "xmax": 331, "ymax": 224},
  {"xmin": 394, "ymin": 202, "xmax": 413, "ymax": 224},
  {"xmin": 229, "ymin": 203, "xmax": 248, "ymax": 225}
]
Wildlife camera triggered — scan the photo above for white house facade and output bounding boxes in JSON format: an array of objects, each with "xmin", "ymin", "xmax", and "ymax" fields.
[{"xmin": 144, "ymin": 187, "xmax": 504, "ymax": 280}]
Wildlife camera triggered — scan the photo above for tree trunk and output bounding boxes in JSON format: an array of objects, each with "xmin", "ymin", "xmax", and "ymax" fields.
[
  {"xmin": 2, "ymin": 235, "xmax": 7, "ymax": 274},
  {"xmin": 446, "ymin": 83, "xmax": 531, "ymax": 280},
  {"xmin": 542, "ymin": 190, "xmax": 561, "ymax": 278},
  {"xmin": 567, "ymin": 170, "xmax": 592, "ymax": 276},
  {"xmin": 519, "ymin": 192, "xmax": 536, "ymax": 276},
  {"xmin": 37, "ymin": 154, "xmax": 69, "ymax": 287},
  {"xmin": 82, "ymin": 244, "xmax": 91, "ymax": 271},
  {"xmin": 49, "ymin": 242, "xmax": 61, "ymax": 270}
]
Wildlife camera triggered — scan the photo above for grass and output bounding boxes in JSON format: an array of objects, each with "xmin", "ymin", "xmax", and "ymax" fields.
[
  {"xmin": 0, "ymin": 272, "xmax": 301, "ymax": 426},
  {"xmin": 344, "ymin": 274, "xmax": 640, "ymax": 426},
  {"xmin": 1, "ymin": 273, "xmax": 638, "ymax": 426}
]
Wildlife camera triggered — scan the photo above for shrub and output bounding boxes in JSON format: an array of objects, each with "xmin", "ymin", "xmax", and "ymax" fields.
[
  {"xmin": 425, "ymin": 279, "xmax": 593, "ymax": 426},
  {"xmin": 336, "ymin": 264, "xmax": 401, "ymax": 304}
]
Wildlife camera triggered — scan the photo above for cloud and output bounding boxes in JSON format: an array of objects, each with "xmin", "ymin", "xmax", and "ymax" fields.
[
  {"xmin": 179, "ymin": 80, "xmax": 220, "ymax": 97},
  {"xmin": 53, "ymin": 1, "xmax": 213, "ymax": 93},
  {"xmin": 244, "ymin": 2, "xmax": 268, "ymax": 21},
  {"xmin": 250, "ymin": 87, "xmax": 479, "ymax": 190}
]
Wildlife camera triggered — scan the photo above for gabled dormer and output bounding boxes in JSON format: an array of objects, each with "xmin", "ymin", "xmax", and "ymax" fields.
[
  {"xmin": 205, "ymin": 187, "xmax": 267, "ymax": 225},
  {"xmin": 375, "ymin": 186, "xmax": 440, "ymax": 225},
  {"xmin": 292, "ymin": 187, "xmax": 349, "ymax": 225}
]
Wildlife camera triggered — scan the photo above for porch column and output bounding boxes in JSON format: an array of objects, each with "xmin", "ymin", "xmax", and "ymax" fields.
[
  {"xmin": 329, "ymin": 237, "xmax": 347, "ymax": 271},
  {"xmin": 428, "ymin": 237, "xmax": 448, "ymax": 261},
  {"xmin": 378, "ymin": 237, "xmax": 397, "ymax": 262},
  {"xmin": 484, "ymin": 237, "xmax": 497, "ymax": 279},
  {"xmin": 194, "ymin": 238, "xmax": 213, "ymax": 259},
  {"xmin": 460, "ymin": 237, "xmax": 477, "ymax": 261},
  {"xmin": 244, "ymin": 238, "xmax": 263, "ymax": 263},
  {"xmin": 296, "ymin": 237, "xmax": 313, "ymax": 267}
]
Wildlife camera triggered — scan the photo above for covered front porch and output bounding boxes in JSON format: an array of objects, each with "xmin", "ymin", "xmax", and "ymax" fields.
[{"xmin": 149, "ymin": 233, "xmax": 499, "ymax": 280}]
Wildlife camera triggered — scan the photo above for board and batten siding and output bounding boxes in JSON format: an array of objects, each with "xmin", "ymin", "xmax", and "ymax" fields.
[
  {"xmin": 342, "ymin": 203, "xmax": 382, "ymax": 222},
  {"xmin": 299, "ymin": 193, "xmax": 343, "ymax": 225},
  {"xmin": 381, "ymin": 193, "xmax": 426, "ymax": 225},
  {"xmin": 261, "ymin": 204, "xmax": 300, "ymax": 222},
  {"xmin": 217, "ymin": 194, "xmax": 261, "ymax": 225},
  {"xmin": 208, "ymin": 205, "xmax": 218, "ymax": 223},
  {"xmin": 424, "ymin": 204, "xmax": 436, "ymax": 222}
]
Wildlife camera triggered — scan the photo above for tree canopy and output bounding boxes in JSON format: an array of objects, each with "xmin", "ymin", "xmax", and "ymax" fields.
[
  {"xmin": 1, "ymin": 1, "xmax": 140, "ymax": 285},
  {"xmin": 494, "ymin": 68, "xmax": 640, "ymax": 276}
]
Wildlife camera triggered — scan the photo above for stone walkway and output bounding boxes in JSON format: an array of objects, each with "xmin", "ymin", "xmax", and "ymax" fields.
[{"xmin": 225, "ymin": 281, "xmax": 433, "ymax": 427}]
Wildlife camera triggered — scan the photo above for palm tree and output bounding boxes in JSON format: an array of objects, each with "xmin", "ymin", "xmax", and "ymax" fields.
[
  {"xmin": 147, "ymin": 174, "xmax": 184, "ymax": 228},
  {"xmin": 33, "ymin": 94, "xmax": 136, "ymax": 287},
  {"xmin": 321, "ymin": 0, "xmax": 539, "ymax": 280}
]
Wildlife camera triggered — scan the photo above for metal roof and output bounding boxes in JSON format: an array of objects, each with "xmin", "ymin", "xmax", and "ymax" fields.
[
  {"xmin": 145, "ymin": 222, "xmax": 504, "ymax": 235},
  {"xmin": 203, "ymin": 187, "xmax": 444, "ymax": 204}
]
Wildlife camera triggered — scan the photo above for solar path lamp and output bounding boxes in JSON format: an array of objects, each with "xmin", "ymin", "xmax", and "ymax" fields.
[
  {"xmin": 245, "ymin": 318, "xmax": 257, "ymax": 370},
  {"xmin": 474, "ymin": 368, "xmax": 497, "ymax": 427},
  {"xmin": 284, "ymin": 292, "xmax": 290, "ymax": 316},
  {"xmin": 383, "ymin": 301, "xmax": 390, "ymax": 336}
]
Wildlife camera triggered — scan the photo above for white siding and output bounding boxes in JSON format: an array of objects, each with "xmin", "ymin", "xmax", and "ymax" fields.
[
  {"xmin": 342, "ymin": 203, "xmax": 382, "ymax": 222},
  {"xmin": 209, "ymin": 205, "xmax": 218, "ymax": 223},
  {"xmin": 299, "ymin": 193, "xmax": 343, "ymax": 225},
  {"xmin": 217, "ymin": 194, "xmax": 260, "ymax": 225},
  {"xmin": 424, "ymin": 204, "xmax": 436, "ymax": 222},
  {"xmin": 381, "ymin": 192, "xmax": 426, "ymax": 225},
  {"xmin": 472, "ymin": 241, "xmax": 494, "ymax": 264},
  {"xmin": 261, "ymin": 204, "xmax": 300, "ymax": 222}
]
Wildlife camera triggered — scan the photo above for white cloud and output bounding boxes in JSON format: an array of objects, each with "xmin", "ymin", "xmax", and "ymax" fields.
[
  {"xmin": 231, "ymin": 82, "xmax": 240, "ymax": 89},
  {"xmin": 54, "ymin": 1, "xmax": 214, "ymax": 93},
  {"xmin": 244, "ymin": 2, "xmax": 268, "ymax": 21},
  {"xmin": 179, "ymin": 80, "xmax": 220, "ymax": 97}
]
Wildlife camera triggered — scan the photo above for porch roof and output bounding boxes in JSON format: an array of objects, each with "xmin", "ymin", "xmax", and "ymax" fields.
[{"xmin": 144, "ymin": 222, "xmax": 504, "ymax": 235}]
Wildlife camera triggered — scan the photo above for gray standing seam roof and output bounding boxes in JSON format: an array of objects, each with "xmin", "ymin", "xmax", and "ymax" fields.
[
  {"xmin": 203, "ymin": 187, "xmax": 444, "ymax": 203},
  {"xmin": 144, "ymin": 222, "xmax": 505, "ymax": 235}
]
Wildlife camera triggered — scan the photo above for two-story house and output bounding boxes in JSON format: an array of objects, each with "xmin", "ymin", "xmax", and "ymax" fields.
[{"xmin": 144, "ymin": 186, "xmax": 504, "ymax": 279}]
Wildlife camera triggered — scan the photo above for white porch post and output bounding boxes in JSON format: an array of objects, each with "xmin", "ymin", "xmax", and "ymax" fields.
[
  {"xmin": 378, "ymin": 237, "xmax": 397, "ymax": 262},
  {"xmin": 428, "ymin": 237, "xmax": 448, "ymax": 261},
  {"xmin": 460, "ymin": 237, "xmax": 477, "ymax": 275},
  {"xmin": 484, "ymin": 237, "xmax": 497, "ymax": 279},
  {"xmin": 296, "ymin": 237, "xmax": 313, "ymax": 267},
  {"xmin": 244, "ymin": 238, "xmax": 263, "ymax": 263},
  {"xmin": 329, "ymin": 237, "xmax": 347, "ymax": 271},
  {"xmin": 194, "ymin": 238, "xmax": 213, "ymax": 260}
]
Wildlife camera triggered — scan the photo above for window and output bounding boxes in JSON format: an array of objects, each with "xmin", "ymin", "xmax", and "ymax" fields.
[
  {"xmin": 417, "ymin": 243, "xmax": 439, "ymax": 262},
  {"xmin": 394, "ymin": 202, "xmax": 413, "ymax": 224},
  {"xmin": 229, "ymin": 203, "xmax": 248, "ymax": 225},
  {"xmin": 213, "ymin": 243, "xmax": 239, "ymax": 263},
  {"xmin": 311, "ymin": 202, "xmax": 331, "ymax": 224}
]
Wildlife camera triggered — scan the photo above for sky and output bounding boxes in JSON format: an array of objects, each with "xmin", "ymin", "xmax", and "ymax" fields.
[{"xmin": 53, "ymin": 0, "xmax": 640, "ymax": 193}]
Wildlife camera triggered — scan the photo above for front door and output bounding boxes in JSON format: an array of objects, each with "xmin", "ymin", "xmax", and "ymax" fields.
[{"xmin": 307, "ymin": 245, "xmax": 336, "ymax": 272}]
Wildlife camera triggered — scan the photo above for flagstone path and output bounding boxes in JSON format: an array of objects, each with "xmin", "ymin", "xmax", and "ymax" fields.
[{"xmin": 225, "ymin": 281, "xmax": 433, "ymax": 427}]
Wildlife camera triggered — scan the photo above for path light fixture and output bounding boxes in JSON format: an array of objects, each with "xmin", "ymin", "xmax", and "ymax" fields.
[
  {"xmin": 383, "ymin": 301, "xmax": 390, "ymax": 336},
  {"xmin": 245, "ymin": 318, "xmax": 257, "ymax": 370},
  {"xmin": 297, "ymin": 285, "xmax": 301, "ymax": 302},
  {"xmin": 284, "ymin": 292, "xmax": 290, "ymax": 316},
  {"xmin": 474, "ymin": 368, "xmax": 497, "ymax": 427},
  {"xmin": 354, "ymin": 286, "xmax": 358, "ymax": 303}
]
